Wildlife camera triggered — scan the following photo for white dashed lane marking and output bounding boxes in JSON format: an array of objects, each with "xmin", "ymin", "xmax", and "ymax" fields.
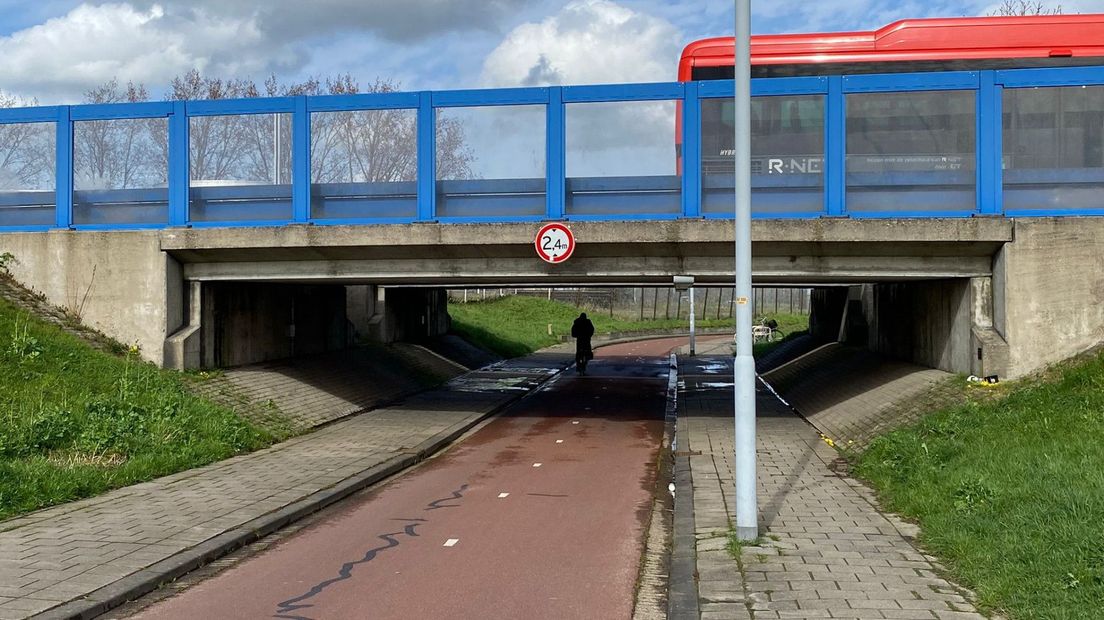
[
  {"xmin": 444, "ymin": 539, "xmax": 459, "ymax": 547},
  {"xmin": 555, "ymin": 440, "xmax": 564, "ymax": 444},
  {"xmin": 498, "ymin": 492, "xmax": 510, "ymax": 498}
]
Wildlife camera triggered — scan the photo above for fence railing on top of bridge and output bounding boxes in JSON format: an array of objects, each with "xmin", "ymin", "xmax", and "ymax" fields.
[{"xmin": 1, "ymin": 65, "xmax": 1103, "ymax": 231}]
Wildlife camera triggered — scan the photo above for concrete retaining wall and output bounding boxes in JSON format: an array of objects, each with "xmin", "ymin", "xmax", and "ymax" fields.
[
  {"xmin": 995, "ymin": 218, "xmax": 1104, "ymax": 378},
  {"xmin": 0, "ymin": 231, "xmax": 178, "ymax": 365}
]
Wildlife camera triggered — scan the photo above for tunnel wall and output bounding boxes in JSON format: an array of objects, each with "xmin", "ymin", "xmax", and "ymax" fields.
[
  {"xmin": 863, "ymin": 280, "xmax": 973, "ymax": 374},
  {"xmin": 371, "ymin": 287, "xmax": 450, "ymax": 344},
  {"xmin": 201, "ymin": 283, "xmax": 347, "ymax": 368},
  {"xmin": 808, "ymin": 288, "xmax": 849, "ymax": 343}
]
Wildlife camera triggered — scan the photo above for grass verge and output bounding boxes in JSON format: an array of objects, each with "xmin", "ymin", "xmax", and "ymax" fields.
[
  {"xmin": 853, "ymin": 352, "xmax": 1104, "ymax": 619},
  {"xmin": 0, "ymin": 295, "xmax": 280, "ymax": 521},
  {"xmin": 448, "ymin": 295, "xmax": 808, "ymax": 358}
]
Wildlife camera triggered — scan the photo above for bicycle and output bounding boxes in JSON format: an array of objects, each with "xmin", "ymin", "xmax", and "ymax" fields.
[
  {"xmin": 575, "ymin": 349, "xmax": 593, "ymax": 374},
  {"xmin": 752, "ymin": 318, "xmax": 785, "ymax": 343}
]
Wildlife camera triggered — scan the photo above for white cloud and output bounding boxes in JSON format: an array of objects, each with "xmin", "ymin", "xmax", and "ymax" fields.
[
  {"xmin": 481, "ymin": 0, "xmax": 682, "ymax": 87},
  {"xmin": 0, "ymin": 3, "xmax": 299, "ymax": 103},
  {"xmin": 0, "ymin": 0, "xmax": 538, "ymax": 103},
  {"xmin": 123, "ymin": 0, "xmax": 535, "ymax": 43},
  {"xmin": 478, "ymin": 1, "xmax": 682, "ymax": 179}
]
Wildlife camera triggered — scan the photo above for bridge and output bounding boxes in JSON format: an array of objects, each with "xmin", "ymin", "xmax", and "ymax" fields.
[{"xmin": 1, "ymin": 65, "xmax": 1103, "ymax": 380}]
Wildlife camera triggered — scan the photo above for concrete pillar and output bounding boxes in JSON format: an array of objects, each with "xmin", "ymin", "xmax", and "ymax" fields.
[
  {"xmin": 970, "ymin": 276, "xmax": 1010, "ymax": 378},
  {"xmin": 345, "ymin": 285, "xmax": 377, "ymax": 344},
  {"xmin": 164, "ymin": 280, "xmax": 202, "ymax": 370}
]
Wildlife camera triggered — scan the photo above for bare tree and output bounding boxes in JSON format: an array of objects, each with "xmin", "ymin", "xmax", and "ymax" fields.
[
  {"xmin": 76, "ymin": 70, "xmax": 476, "ymax": 190},
  {"xmin": 75, "ymin": 80, "xmax": 162, "ymax": 189},
  {"xmin": 989, "ymin": 0, "xmax": 1063, "ymax": 15},
  {"xmin": 168, "ymin": 70, "xmax": 259, "ymax": 182},
  {"xmin": 165, "ymin": 70, "xmax": 473, "ymax": 184},
  {"xmin": 0, "ymin": 91, "xmax": 53, "ymax": 191}
]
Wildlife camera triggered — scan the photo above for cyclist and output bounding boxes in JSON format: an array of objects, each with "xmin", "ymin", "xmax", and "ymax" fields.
[{"xmin": 571, "ymin": 312, "xmax": 595, "ymax": 374}]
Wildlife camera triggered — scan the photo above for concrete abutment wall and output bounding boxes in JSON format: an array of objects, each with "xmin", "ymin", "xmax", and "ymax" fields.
[
  {"xmin": 0, "ymin": 231, "xmax": 180, "ymax": 365},
  {"xmin": 2, "ymin": 218, "xmax": 1102, "ymax": 377}
]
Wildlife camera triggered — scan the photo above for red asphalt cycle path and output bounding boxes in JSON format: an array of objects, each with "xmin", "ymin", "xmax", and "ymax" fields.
[{"xmin": 130, "ymin": 338, "xmax": 698, "ymax": 620}]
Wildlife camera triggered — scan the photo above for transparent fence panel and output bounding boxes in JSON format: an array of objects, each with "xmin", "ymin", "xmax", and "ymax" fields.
[
  {"xmin": 435, "ymin": 105, "xmax": 545, "ymax": 219},
  {"xmin": 566, "ymin": 100, "xmax": 679, "ymax": 216},
  {"xmin": 846, "ymin": 90, "xmax": 975, "ymax": 212},
  {"xmin": 73, "ymin": 118, "xmax": 167, "ymax": 225},
  {"xmin": 189, "ymin": 113, "xmax": 292, "ymax": 223},
  {"xmin": 1003, "ymin": 86, "xmax": 1104, "ymax": 212},
  {"xmin": 0, "ymin": 122, "xmax": 55, "ymax": 227},
  {"xmin": 702, "ymin": 95, "xmax": 825, "ymax": 215},
  {"xmin": 310, "ymin": 108, "xmax": 417, "ymax": 220}
]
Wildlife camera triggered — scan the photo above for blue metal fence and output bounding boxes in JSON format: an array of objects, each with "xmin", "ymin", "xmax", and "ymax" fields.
[{"xmin": 0, "ymin": 65, "xmax": 1103, "ymax": 232}]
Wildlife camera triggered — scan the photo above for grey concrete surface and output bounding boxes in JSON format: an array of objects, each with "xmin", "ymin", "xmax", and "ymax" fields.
[
  {"xmin": 995, "ymin": 217, "xmax": 1104, "ymax": 378},
  {"xmin": 0, "ymin": 355, "xmax": 568, "ymax": 620},
  {"xmin": 0, "ymin": 230, "xmax": 177, "ymax": 366},
  {"xmin": 676, "ymin": 355, "xmax": 985, "ymax": 620},
  {"xmin": 162, "ymin": 218, "xmax": 1009, "ymax": 285}
]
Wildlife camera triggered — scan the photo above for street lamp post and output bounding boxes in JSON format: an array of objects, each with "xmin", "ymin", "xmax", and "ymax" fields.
[{"xmin": 733, "ymin": 0, "xmax": 758, "ymax": 541}]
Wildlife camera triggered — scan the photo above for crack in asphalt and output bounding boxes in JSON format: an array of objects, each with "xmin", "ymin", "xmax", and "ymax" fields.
[{"xmin": 272, "ymin": 483, "xmax": 470, "ymax": 620}]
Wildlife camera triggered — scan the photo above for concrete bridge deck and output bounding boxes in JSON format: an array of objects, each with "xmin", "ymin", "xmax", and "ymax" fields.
[{"xmin": 161, "ymin": 217, "xmax": 1012, "ymax": 285}]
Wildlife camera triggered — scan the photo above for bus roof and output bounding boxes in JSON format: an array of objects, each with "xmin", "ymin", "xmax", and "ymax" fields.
[{"xmin": 679, "ymin": 14, "xmax": 1104, "ymax": 80}]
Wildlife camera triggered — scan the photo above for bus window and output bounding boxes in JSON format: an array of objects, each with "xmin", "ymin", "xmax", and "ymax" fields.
[{"xmin": 1003, "ymin": 85, "xmax": 1104, "ymax": 211}]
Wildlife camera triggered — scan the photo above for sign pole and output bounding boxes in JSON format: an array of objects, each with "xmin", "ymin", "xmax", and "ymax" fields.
[
  {"xmin": 689, "ymin": 287, "xmax": 696, "ymax": 356},
  {"xmin": 733, "ymin": 0, "xmax": 758, "ymax": 541}
]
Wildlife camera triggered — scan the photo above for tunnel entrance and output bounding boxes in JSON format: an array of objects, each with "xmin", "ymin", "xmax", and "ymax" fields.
[
  {"xmin": 204, "ymin": 282, "xmax": 348, "ymax": 368},
  {"xmin": 179, "ymin": 283, "xmax": 451, "ymax": 369}
]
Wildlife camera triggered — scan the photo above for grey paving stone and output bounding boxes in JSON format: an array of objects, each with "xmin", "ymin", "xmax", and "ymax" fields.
[{"xmin": 678, "ymin": 355, "xmax": 983, "ymax": 619}]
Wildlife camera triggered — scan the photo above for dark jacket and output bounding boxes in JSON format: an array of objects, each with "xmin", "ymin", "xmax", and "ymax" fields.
[{"xmin": 571, "ymin": 316, "xmax": 595, "ymax": 350}]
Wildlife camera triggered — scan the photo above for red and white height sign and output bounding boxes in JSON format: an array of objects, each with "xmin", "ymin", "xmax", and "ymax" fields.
[{"xmin": 534, "ymin": 222, "xmax": 575, "ymax": 263}]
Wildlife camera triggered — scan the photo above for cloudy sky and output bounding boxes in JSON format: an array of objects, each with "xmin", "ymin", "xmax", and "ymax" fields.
[{"xmin": 0, "ymin": 0, "xmax": 1100, "ymax": 105}]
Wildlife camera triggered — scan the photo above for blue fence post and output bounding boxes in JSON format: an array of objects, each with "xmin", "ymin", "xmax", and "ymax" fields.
[
  {"xmin": 546, "ymin": 87, "xmax": 565, "ymax": 220},
  {"xmin": 54, "ymin": 107, "xmax": 72, "ymax": 229},
  {"xmin": 824, "ymin": 76, "xmax": 846, "ymax": 216},
  {"xmin": 416, "ymin": 92, "xmax": 436, "ymax": 221},
  {"xmin": 977, "ymin": 71, "xmax": 1002, "ymax": 215},
  {"xmin": 681, "ymin": 82, "xmax": 701, "ymax": 218},
  {"xmin": 292, "ymin": 96, "xmax": 310, "ymax": 223},
  {"xmin": 168, "ymin": 101, "xmax": 189, "ymax": 226}
]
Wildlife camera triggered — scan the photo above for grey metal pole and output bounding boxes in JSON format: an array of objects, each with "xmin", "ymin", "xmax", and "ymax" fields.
[
  {"xmin": 689, "ymin": 287, "xmax": 696, "ymax": 356},
  {"xmin": 733, "ymin": 0, "xmax": 758, "ymax": 541}
]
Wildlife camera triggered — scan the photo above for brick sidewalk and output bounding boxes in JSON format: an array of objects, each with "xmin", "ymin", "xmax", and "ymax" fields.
[
  {"xmin": 192, "ymin": 344, "xmax": 469, "ymax": 431},
  {"xmin": 0, "ymin": 354, "xmax": 568, "ymax": 620},
  {"xmin": 677, "ymin": 356, "xmax": 985, "ymax": 620},
  {"xmin": 761, "ymin": 344, "xmax": 962, "ymax": 448}
]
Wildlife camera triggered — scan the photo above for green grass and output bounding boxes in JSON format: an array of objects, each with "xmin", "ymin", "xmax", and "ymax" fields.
[
  {"xmin": 448, "ymin": 295, "xmax": 808, "ymax": 358},
  {"xmin": 854, "ymin": 353, "xmax": 1104, "ymax": 619},
  {"xmin": 0, "ymin": 295, "xmax": 279, "ymax": 521}
]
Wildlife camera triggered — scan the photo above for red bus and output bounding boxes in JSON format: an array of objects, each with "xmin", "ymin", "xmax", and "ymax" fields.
[
  {"xmin": 679, "ymin": 14, "xmax": 1104, "ymax": 212},
  {"xmin": 680, "ymin": 14, "xmax": 1104, "ymax": 82}
]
